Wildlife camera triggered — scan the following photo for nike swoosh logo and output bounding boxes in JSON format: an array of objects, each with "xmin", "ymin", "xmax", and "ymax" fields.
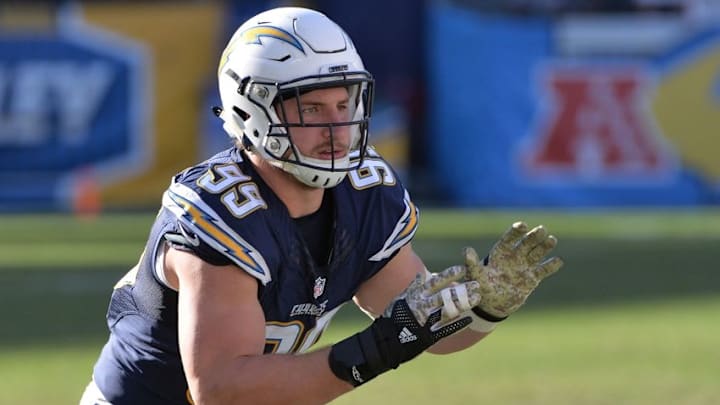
[{"xmin": 179, "ymin": 224, "xmax": 200, "ymax": 247}]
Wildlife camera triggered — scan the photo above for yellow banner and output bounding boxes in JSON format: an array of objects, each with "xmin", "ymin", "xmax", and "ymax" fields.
[{"xmin": 81, "ymin": 2, "xmax": 223, "ymax": 207}]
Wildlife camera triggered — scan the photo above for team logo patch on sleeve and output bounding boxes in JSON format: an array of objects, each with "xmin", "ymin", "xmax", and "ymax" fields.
[
  {"xmin": 163, "ymin": 183, "xmax": 271, "ymax": 285},
  {"xmin": 369, "ymin": 190, "xmax": 419, "ymax": 261}
]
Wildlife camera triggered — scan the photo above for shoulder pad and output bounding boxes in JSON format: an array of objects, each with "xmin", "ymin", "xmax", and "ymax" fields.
[{"xmin": 162, "ymin": 169, "xmax": 271, "ymax": 285}]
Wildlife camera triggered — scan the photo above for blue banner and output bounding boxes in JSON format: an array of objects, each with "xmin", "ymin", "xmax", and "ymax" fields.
[
  {"xmin": 0, "ymin": 21, "xmax": 149, "ymax": 210},
  {"xmin": 427, "ymin": 4, "xmax": 720, "ymax": 207}
]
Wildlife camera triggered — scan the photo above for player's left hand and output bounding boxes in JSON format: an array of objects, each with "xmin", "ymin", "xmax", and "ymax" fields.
[{"xmin": 465, "ymin": 221, "xmax": 564, "ymax": 320}]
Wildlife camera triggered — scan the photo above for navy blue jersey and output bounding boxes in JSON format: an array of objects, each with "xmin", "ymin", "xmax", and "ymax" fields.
[{"xmin": 92, "ymin": 147, "xmax": 419, "ymax": 404}]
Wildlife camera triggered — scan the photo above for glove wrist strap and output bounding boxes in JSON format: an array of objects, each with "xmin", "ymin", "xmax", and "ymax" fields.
[
  {"xmin": 467, "ymin": 306, "xmax": 507, "ymax": 333},
  {"xmin": 471, "ymin": 305, "xmax": 508, "ymax": 322},
  {"xmin": 467, "ymin": 307, "xmax": 501, "ymax": 332}
]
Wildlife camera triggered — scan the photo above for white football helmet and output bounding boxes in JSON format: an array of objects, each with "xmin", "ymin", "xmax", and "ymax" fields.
[{"xmin": 216, "ymin": 7, "xmax": 374, "ymax": 188}]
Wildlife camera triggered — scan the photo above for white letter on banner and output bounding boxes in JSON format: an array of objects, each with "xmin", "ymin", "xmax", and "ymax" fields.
[{"xmin": 0, "ymin": 61, "xmax": 114, "ymax": 146}]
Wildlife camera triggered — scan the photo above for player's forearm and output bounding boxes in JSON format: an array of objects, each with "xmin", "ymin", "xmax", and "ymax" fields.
[{"xmin": 187, "ymin": 347, "xmax": 351, "ymax": 405}]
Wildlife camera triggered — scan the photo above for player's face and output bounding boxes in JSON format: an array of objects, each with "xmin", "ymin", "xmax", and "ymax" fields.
[{"xmin": 278, "ymin": 86, "xmax": 352, "ymax": 161}]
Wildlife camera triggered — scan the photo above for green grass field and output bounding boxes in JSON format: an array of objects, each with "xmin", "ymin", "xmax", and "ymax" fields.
[{"xmin": 1, "ymin": 209, "xmax": 719, "ymax": 404}]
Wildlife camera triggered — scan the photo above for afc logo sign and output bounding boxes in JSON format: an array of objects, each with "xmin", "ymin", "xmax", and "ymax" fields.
[{"xmin": 522, "ymin": 65, "xmax": 675, "ymax": 180}]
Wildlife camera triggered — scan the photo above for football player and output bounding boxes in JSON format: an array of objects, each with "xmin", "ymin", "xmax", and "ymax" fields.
[{"xmin": 81, "ymin": 7, "xmax": 563, "ymax": 405}]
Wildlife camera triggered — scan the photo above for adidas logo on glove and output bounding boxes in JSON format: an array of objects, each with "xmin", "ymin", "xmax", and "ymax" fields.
[{"xmin": 398, "ymin": 327, "xmax": 417, "ymax": 344}]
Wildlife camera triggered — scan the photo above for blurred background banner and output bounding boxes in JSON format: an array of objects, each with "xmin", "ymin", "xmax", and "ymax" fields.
[
  {"xmin": 0, "ymin": 2, "xmax": 222, "ymax": 211},
  {"xmin": 428, "ymin": 1, "xmax": 720, "ymax": 207},
  {"xmin": 77, "ymin": 2, "xmax": 223, "ymax": 209},
  {"xmin": 1, "ymin": 1, "xmax": 719, "ymax": 211},
  {"xmin": 0, "ymin": 5, "xmax": 151, "ymax": 211}
]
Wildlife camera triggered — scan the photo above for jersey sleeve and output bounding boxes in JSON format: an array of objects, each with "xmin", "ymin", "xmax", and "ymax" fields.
[
  {"xmin": 163, "ymin": 223, "xmax": 233, "ymax": 267},
  {"xmin": 161, "ymin": 179, "xmax": 272, "ymax": 285},
  {"xmin": 368, "ymin": 188, "xmax": 419, "ymax": 262},
  {"xmin": 349, "ymin": 148, "xmax": 420, "ymax": 266}
]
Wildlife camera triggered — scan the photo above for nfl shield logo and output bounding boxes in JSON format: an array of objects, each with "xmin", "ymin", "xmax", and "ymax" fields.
[{"xmin": 313, "ymin": 277, "xmax": 326, "ymax": 299}]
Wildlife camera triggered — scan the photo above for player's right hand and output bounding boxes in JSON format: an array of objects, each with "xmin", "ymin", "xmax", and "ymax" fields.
[
  {"xmin": 328, "ymin": 265, "xmax": 480, "ymax": 386},
  {"xmin": 388, "ymin": 264, "xmax": 481, "ymax": 330}
]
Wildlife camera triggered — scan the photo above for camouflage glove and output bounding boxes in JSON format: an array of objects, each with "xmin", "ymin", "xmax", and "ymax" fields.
[
  {"xmin": 466, "ymin": 221, "xmax": 564, "ymax": 324},
  {"xmin": 329, "ymin": 266, "xmax": 481, "ymax": 386},
  {"xmin": 387, "ymin": 265, "xmax": 482, "ymax": 328}
]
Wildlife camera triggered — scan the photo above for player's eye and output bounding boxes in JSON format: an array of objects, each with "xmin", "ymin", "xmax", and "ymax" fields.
[{"xmin": 301, "ymin": 105, "xmax": 319, "ymax": 114}]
